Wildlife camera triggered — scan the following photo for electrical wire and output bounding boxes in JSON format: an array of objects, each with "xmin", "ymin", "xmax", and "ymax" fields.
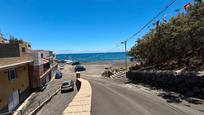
[{"xmin": 124, "ymin": 0, "xmax": 177, "ymax": 42}]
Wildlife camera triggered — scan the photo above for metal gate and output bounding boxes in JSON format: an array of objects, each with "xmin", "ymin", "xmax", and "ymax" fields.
[{"xmin": 8, "ymin": 90, "xmax": 19, "ymax": 112}]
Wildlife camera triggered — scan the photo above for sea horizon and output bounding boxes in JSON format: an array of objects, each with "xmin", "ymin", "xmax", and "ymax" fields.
[
  {"xmin": 54, "ymin": 51, "xmax": 125, "ymax": 55},
  {"xmin": 56, "ymin": 52, "xmax": 130, "ymax": 63},
  {"xmin": 55, "ymin": 51, "xmax": 125, "ymax": 55}
]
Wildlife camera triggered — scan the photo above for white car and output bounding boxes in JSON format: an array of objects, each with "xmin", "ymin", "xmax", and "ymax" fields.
[
  {"xmin": 61, "ymin": 80, "xmax": 74, "ymax": 93},
  {"xmin": 59, "ymin": 64, "xmax": 64, "ymax": 69},
  {"xmin": 65, "ymin": 60, "xmax": 73, "ymax": 64}
]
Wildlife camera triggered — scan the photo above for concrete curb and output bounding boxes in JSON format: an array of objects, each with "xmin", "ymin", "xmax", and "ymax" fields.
[
  {"xmin": 28, "ymin": 88, "xmax": 61, "ymax": 115},
  {"xmin": 13, "ymin": 74, "xmax": 58, "ymax": 115},
  {"xmin": 13, "ymin": 93, "xmax": 36, "ymax": 115},
  {"xmin": 62, "ymin": 78, "xmax": 92, "ymax": 115}
]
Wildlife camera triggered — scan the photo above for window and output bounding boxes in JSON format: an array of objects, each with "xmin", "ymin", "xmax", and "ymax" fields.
[
  {"xmin": 22, "ymin": 47, "xmax": 26, "ymax": 52},
  {"xmin": 8, "ymin": 69, "xmax": 17, "ymax": 80},
  {"xmin": 41, "ymin": 53, "xmax": 44, "ymax": 58}
]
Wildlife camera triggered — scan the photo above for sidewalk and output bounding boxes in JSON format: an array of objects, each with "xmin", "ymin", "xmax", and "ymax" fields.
[{"xmin": 62, "ymin": 78, "xmax": 92, "ymax": 115}]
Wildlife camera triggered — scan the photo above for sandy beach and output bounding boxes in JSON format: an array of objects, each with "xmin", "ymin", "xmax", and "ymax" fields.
[{"xmin": 62, "ymin": 60, "xmax": 127, "ymax": 78}]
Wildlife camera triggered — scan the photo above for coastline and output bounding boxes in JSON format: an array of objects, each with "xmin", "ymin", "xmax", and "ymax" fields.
[
  {"xmin": 56, "ymin": 52, "xmax": 131, "ymax": 63},
  {"xmin": 77, "ymin": 60, "xmax": 131, "ymax": 78},
  {"xmin": 82, "ymin": 60, "xmax": 126, "ymax": 65}
]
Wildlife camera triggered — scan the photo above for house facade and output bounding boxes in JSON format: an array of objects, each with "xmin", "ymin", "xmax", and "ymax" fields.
[
  {"xmin": 0, "ymin": 42, "xmax": 33, "ymax": 113},
  {"xmin": 0, "ymin": 60, "xmax": 33, "ymax": 113},
  {"xmin": 0, "ymin": 39, "xmax": 57, "ymax": 113},
  {"xmin": 29, "ymin": 50, "xmax": 57, "ymax": 90}
]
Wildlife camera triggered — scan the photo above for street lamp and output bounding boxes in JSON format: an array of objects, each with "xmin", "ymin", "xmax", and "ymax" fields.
[{"xmin": 121, "ymin": 41, "xmax": 128, "ymax": 71}]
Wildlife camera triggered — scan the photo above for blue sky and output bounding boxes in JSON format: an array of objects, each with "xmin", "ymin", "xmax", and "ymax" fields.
[{"xmin": 0, "ymin": 0, "xmax": 192, "ymax": 53}]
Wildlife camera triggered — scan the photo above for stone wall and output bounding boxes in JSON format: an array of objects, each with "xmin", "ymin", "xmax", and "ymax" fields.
[
  {"xmin": 127, "ymin": 70, "xmax": 204, "ymax": 99},
  {"xmin": 0, "ymin": 44, "xmax": 20, "ymax": 58}
]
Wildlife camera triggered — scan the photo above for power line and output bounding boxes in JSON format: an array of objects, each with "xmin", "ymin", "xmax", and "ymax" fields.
[
  {"xmin": 124, "ymin": 0, "xmax": 177, "ymax": 42},
  {"xmin": 98, "ymin": 0, "xmax": 178, "ymax": 53},
  {"xmin": 70, "ymin": 0, "xmax": 178, "ymax": 61},
  {"xmin": 117, "ymin": 0, "xmax": 178, "ymax": 70}
]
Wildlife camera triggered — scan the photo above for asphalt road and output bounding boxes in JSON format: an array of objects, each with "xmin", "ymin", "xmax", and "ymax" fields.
[
  {"xmin": 36, "ymin": 71, "xmax": 77, "ymax": 115},
  {"xmin": 35, "ymin": 64, "xmax": 203, "ymax": 115},
  {"xmin": 36, "ymin": 88, "xmax": 77, "ymax": 115},
  {"xmin": 85, "ymin": 77, "xmax": 191, "ymax": 115}
]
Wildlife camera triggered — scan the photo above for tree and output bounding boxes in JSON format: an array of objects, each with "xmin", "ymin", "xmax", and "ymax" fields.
[
  {"xmin": 9, "ymin": 35, "xmax": 24, "ymax": 44},
  {"xmin": 129, "ymin": 2, "xmax": 204, "ymax": 69}
]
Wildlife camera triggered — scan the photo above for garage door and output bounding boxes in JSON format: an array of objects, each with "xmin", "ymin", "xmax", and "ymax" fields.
[{"xmin": 8, "ymin": 90, "xmax": 19, "ymax": 112}]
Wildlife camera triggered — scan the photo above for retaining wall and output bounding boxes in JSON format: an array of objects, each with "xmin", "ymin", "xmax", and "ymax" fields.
[
  {"xmin": 0, "ymin": 44, "xmax": 20, "ymax": 58},
  {"xmin": 127, "ymin": 70, "xmax": 204, "ymax": 99}
]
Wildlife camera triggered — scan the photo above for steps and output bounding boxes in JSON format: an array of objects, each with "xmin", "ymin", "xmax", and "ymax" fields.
[{"xmin": 110, "ymin": 71, "xmax": 126, "ymax": 78}]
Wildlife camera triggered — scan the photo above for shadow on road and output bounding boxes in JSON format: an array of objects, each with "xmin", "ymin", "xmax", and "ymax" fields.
[
  {"xmin": 158, "ymin": 92, "xmax": 182, "ymax": 103},
  {"xmin": 125, "ymin": 81, "xmax": 204, "ymax": 105},
  {"xmin": 158, "ymin": 92, "xmax": 203, "ymax": 104}
]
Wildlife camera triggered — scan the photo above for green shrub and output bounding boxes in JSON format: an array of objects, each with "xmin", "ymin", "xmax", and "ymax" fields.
[{"xmin": 102, "ymin": 70, "xmax": 113, "ymax": 78}]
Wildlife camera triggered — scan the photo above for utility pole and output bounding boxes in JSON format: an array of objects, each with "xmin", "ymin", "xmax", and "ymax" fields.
[{"xmin": 121, "ymin": 41, "xmax": 128, "ymax": 71}]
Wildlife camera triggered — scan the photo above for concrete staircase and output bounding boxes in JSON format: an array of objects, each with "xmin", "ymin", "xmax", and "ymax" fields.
[{"xmin": 110, "ymin": 71, "xmax": 126, "ymax": 78}]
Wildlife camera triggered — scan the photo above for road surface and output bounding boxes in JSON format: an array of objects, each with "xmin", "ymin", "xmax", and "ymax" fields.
[
  {"xmin": 36, "ymin": 87, "xmax": 77, "ymax": 115},
  {"xmin": 36, "ymin": 64, "xmax": 204, "ymax": 115},
  {"xmin": 85, "ymin": 77, "xmax": 202, "ymax": 115},
  {"xmin": 36, "ymin": 69, "xmax": 77, "ymax": 115}
]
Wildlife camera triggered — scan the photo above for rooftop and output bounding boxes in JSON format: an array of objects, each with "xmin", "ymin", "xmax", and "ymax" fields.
[{"xmin": 0, "ymin": 54, "xmax": 33, "ymax": 70}]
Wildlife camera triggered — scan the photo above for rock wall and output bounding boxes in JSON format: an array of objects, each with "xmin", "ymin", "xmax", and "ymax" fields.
[
  {"xmin": 0, "ymin": 44, "xmax": 20, "ymax": 58},
  {"xmin": 127, "ymin": 70, "xmax": 204, "ymax": 99}
]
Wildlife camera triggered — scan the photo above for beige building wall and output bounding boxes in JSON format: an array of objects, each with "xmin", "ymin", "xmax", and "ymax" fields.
[
  {"xmin": 0, "ymin": 38, "xmax": 3, "ymax": 43},
  {"xmin": 0, "ymin": 64, "xmax": 30, "ymax": 111}
]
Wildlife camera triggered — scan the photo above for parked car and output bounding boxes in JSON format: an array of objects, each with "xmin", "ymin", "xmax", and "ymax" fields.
[
  {"xmin": 59, "ymin": 64, "xmax": 65, "ymax": 69},
  {"xmin": 75, "ymin": 65, "xmax": 86, "ymax": 72},
  {"xmin": 55, "ymin": 71, "xmax": 62, "ymax": 79},
  {"xmin": 65, "ymin": 60, "xmax": 73, "ymax": 64},
  {"xmin": 71, "ymin": 61, "xmax": 80, "ymax": 65},
  {"xmin": 61, "ymin": 80, "xmax": 74, "ymax": 93}
]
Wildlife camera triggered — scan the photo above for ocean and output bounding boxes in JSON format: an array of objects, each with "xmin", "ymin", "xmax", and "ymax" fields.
[{"xmin": 56, "ymin": 52, "xmax": 130, "ymax": 63}]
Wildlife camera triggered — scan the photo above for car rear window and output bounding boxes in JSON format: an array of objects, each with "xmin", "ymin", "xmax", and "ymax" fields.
[{"xmin": 63, "ymin": 82, "xmax": 70, "ymax": 85}]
